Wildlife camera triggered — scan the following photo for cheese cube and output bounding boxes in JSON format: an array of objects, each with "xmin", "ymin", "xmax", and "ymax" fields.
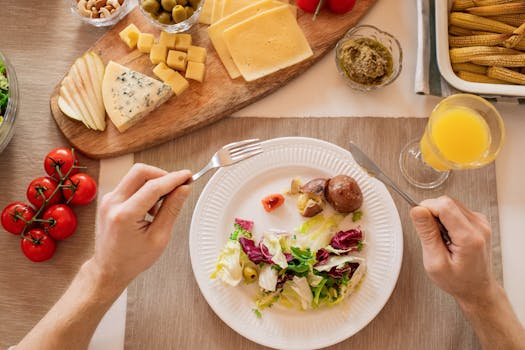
[
  {"xmin": 150, "ymin": 44, "xmax": 168, "ymax": 64},
  {"xmin": 166, "ymin": 71, "xmax": 190, "ymax": 96},
  {"xmin": 167, "ymin": 50, "xmax": 187, "ymax": 71},
  {"xmin": 137, "ymin": 33, "xmax": 155, "ymax": 53},
  {"xmin": 119, "ymin": 24, "xmax": 141, "ymax": 49},
  {"xmin": 153, "ymin": 62, "xmax": 178, "ymax": 82},
  {"xmin": 185, "ymin": 61, "xmax": 205, "ymax": 82},
  {"xmin": 159, "ymin": 31, "xmax": 177, "ymax": 49},
  {"xmin": 175, "ymin": 34, "xmax": 192, "ymax": 51},
  {"xmin": 187, "ymin": 45, "xmax": 207, "ymax": 63}
]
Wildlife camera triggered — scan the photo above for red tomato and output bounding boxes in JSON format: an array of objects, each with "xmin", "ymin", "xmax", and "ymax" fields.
[
  {"xmin": 62, "ymin": 173, "xmax": 97, "ymax": 205},
  {"xmin": 261, "ymin": 194, "xmax": 285, "ymax": 212},
  {"xmin": 44, "ymin": 147, "xmax": 79, "ymax": 179},
  {"xmin": 26, "ymin": 176, "xmax": 62, "ymax": 208},
  {"xmin": 21, "ymin": 228, "xmax": 56, "ymax": 262},
  {"xmin": 1, "ymin": 202, "xmax": 35, "ymax": 235},
  {"xmin": 42, "ymin": 204, "xmax": 77, "ymax": 240},
  {"xmin": 296, "ymin": 0, "xmax": 323, "ymax": 13},
  {"xmin": 327, "ymin": 0, "xmax": 356, "ymax": 13}
]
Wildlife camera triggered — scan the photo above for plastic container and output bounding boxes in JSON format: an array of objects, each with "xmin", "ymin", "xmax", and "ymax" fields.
[{"xmin": 0, "ymin": 51, "xmax": 18, "ymax": 154}]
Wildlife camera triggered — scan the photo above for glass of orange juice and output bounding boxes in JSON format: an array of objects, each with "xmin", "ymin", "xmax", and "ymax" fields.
[{"xmin": 399, "ymin": 94, "xmax": 505, "ymax": 189}]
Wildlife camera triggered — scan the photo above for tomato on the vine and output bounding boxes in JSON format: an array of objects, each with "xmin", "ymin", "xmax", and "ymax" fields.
[
  {"xmin": 26, "ymin": 176, "xmax": 62, "ymax": 208},
  {"xmin": 327, "ymin": 0, "xmax": 356, "ymax": 13},
  {"xmin": 21, "ymin": 228, "xmax": 56, "ymax": 262},
  {"xmin": 42, "ymin": 204, "xmax": 77, "ymax": 240},
  {"xmin": 62, "ymin": 173, "xmax": 97, "ymax": 205},
  {"xmin": 44, "ymin": 147, "xmax": 79, "ymax": 179},
  {"xmin": 1, "ymin": 202, "xmax": 35, "ymax": 235},
  {"xmin": 296, "ymin": 0, "xmax": 323, "ymax": 13}
]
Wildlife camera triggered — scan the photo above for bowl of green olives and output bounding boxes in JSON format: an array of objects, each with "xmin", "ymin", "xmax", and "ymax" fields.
[{"xmin": 139, "ymin": 0, "xmax": 203, "ymax": 33}]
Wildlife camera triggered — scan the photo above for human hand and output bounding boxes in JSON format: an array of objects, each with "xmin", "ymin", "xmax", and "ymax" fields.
[
  {"xmin": 409, "ymin": 196, "xmax": 497, "ymax": 304},
  {"xmin": 90, "ymin": 164, "xmax": 192, "ymax": 290}
]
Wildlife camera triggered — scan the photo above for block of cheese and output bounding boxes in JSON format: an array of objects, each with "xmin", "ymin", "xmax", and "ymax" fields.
[
  {"xmin": 137, "ymin": 33, "xmax": 155, "ymax": 53},
  {"xmin": 119, "ymin": 24, "xmax": 141, "ymax": 49},
  {"xmin": 223, "ymin": 5, "xmax": 312, "ymax": 81},
  {"xmin": 175, "ymin": 34, "xmax": 192, "ymax": 51},
  {"xmin": 199, "ymin": 0, "xmax": 214, "ymax": 24},
  {"xmin": 102, "ymin": 61, "xmax": 173, "ymax": 132},
  {"xmin": 153, "ymin": 62, "xmax": 178, "ymax": 83},
  {"xmin": 187, "ymin": 45, "xmax": 207, "ymax": 63},
  {"xmin": 208, "ymin": 0, "xmax": 284, "ymax": 79},
  {"xmin": 159, "ymin": 31, "xmax": 177, "ymax": 49},
  {"xmin": 185, "ymin": 61, "xmax": 205, "ymax": 82}
]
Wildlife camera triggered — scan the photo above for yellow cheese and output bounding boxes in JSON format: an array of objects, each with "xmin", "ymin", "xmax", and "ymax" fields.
[
  {"xmin": 166, "ymin": 71, "xmax": 190, "ymax": 96},
  {"xmin": 185, "ymin": 61, "xmax": 206, "ymax": 82},
  {"xmin": 222, "ymin": 0, "xmax": 256, "ymax": 17},
  {"xmin": 175, "ymin": 34, "xmax": 192, "ymax": 51},
  {"xmin": 159, "ymin": 31, "xmax": 177, "ymax": 49},
  {"xmin": 223, "ymin": 5, "xmax": 312, "ymax": 81},
  {"xmin": 150, "ymin": 44, "xmax": 168, "ymax": 64},
  {"xmin": 208, "ymin": 0, "xmax": 283, "ymax": 79},
  {"xmin": 211, "ymin": 0, "xmax": 225, "ymax": 23},
  {"xmin": 119, "ymin": 24, "xmax": 141, "ymax": 49},
  {"xmin": 102, "ymin": 61, "xmax": 173, "ymax": 132},
  {"xmin": 187, "ymin": 45, "xmax": 207, "ymax": 63},
  {"xmin": 153, "ymin": 62, "xmax": 178, "ymax": 82},
  {"xmin": 137, "ymin": 33, "xmax": 155, "ymax": 53},
  {"xmin": 167, "ymin": 50, "xmax": 188, "ymax": 71},
  {"xmin": 199, "ymin": 0, "xmax": 214, "ymax": 24}
]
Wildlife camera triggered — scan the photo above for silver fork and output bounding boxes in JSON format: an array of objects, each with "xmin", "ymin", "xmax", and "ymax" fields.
[
  {"xmin": 189, "ymin": 138, "xmax": 263, "ymax": 182},
  {"xmin": 146, "ymin": 139, "xmax": 263, "ymax": 221}
]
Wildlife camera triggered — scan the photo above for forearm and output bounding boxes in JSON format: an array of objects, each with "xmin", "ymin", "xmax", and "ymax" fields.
[
  {"xmin": 16, "ymin": 259, "xmax": 125, "ymax": 350},
  {"xmin": 457, "ymin": 284, "xmax": 525, "ymax": 350}
]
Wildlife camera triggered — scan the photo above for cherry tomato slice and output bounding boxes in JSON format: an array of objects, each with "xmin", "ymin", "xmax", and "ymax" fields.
[
  {"xmin": 42, "ymin": 204, "xmax": 78, "ymax": 240},
  {"xmin": 44, "ymin": 147, "xmax": 79, "ymax": 179},
  {"xmin": 21, "ymin": 228, "xmax": 56, "ymax": 262},
  {"xmin": 261, "ymin": 194, "xmax": 285, "ymax": 212},
  {"xmin": 1, "ymin": 202, "xmax": 35, "ymax": 235},
  {"xmin": 26, "ymin": 176, "xmax": 62, "ymax": 208},
  {"xmin": 62, "ymin": 173, "xmax": 97, "ymax": 206}
]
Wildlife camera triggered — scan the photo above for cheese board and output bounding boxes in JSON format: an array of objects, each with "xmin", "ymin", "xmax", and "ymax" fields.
[{"xmin": 50, "ymin": 1, "xmax": 376, "ymax": 159}]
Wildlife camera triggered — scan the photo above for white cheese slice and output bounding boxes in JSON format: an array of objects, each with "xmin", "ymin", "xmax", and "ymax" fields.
[
  {"xmin": 102, "ymin": 61, "xmax": 173, "ymax": 133},
  {"xmin": 223, "ymin": 5, "xmax": 313, "ymax": 81},
  {"xmin": 208, "ymin": 0, "xmax": 285, "ymax": 79}
]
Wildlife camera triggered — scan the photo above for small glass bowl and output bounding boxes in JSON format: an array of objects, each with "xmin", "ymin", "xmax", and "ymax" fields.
[
  {"xmin": 70, "ymin": 0, "xmax": 135, "ymax": 27},
  {"xmin": 0, "ymin": 50, "xmax": 18, "ymax": 154},
  {"xmin": 138, "ymin": 0, "xmax": 203, "ymax": 33},
  {"xmin": 335, "ymin": 25, "xmax": 402, "ymax": 92}
]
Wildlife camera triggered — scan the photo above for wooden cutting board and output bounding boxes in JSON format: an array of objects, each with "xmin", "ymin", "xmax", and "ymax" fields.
[{"xmin": 50, "ymin": 1, "xmax": 376, "ymax": 159}]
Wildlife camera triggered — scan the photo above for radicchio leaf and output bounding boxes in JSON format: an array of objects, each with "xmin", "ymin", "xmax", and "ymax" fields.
[
  {"xmin": 330, "ymin": 229, "xmax": 363, "ymax": 250},
  {"xmin": 239, "ymin": 238, "xmax": 274, "ymax": 264},
  {"xmin": 327, "ymin": 262, "xmax": 360, "ymax": 279},
  {"xmin": 234, "ymin": 218, "xmax": 254, "ymax": 232},
  {"xmin": 314, "ymin": 248, "xmax": 330, "ymax": 267}
]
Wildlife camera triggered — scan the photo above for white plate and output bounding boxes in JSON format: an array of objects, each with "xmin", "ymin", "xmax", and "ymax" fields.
[
  {"xmin": 189, "ymin": 137, "xmax": 403, "ymax": 350},
  {"xmin": 436, "ymin": 0, "xmax": 525, "ymax": 97}
]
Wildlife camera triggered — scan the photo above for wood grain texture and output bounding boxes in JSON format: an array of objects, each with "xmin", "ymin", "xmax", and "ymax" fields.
[
  {"xmin": 49, "ymin": 1, "xmax": 377, "ymax": 159},
  {"xmin": 127, "ymin": 117, "xmax": 502, "ymax": 350}
]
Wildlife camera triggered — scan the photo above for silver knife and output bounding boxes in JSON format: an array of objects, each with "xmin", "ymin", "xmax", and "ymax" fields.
[{"xmin": 348, "ymin": 141, "xmax": 452, "ymax": 246}]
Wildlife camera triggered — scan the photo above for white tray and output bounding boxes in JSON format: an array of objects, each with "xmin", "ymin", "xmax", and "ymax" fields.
[{"xmin": 435, "ymin": 0, "xmax": 525, "ymax": 97}]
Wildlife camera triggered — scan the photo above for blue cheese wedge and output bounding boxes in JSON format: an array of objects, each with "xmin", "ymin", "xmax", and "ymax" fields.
[{"xmin": 102, "ymin": 61, "xmax": 173, "ymax": 133}]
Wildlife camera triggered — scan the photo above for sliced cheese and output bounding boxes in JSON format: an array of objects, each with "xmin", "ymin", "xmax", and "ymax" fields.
[
  {"xmin": 223, "ymin": 5, "xmax": 313, "ymax": 81},
  {"xmin": 85, "ymin": 52, "xmax": 106, "ymax": 123},
  {"xmin": 102, "ymin": 61, "xmax": 173, "ymax": 133},
  {"xmin": 208, "ymin": 0, "xmax": 283, "ymax": 79},
  {"xmin": 77, "ymin": 56, "xmax": 106, "ymax": 130},
  {"xmin": 199, "ymin": 0, "xmax": 214, "ymax": 25},
  {"xmin": 71, "ymin": 62, "xmax": 105, "ymax": 131},
  {"xmin": 211, "ymin": 0, "xmax": 225, "ymax": 23},
  {"xmin": 62, "ymin": 76, "xmax": 98, "ymax": 129},
  {"xmin": 222, "ymin": 0, "xmax": 257, "ymax": 17}
]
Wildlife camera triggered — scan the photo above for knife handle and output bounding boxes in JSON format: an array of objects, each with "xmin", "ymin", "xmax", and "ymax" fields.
[{"xmin": 435, "ymin": 216, "xmax": 452, "ymax": 246}]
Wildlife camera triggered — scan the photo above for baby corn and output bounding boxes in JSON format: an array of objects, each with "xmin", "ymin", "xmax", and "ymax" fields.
[
  {"xmin": 471, "ymin": 54, "xmax": 525, "ymax": 66},
  {"xmin": 449, "ymin": 12, "xmax": 516, "ymax": 33},
  {"xmin": 453, "ymin": 0, "xmax": 475, "ymax": 11},
  {"xmin": 449, "ymin": 46, "xmax": 520, "ymax": 63},
  {"xmin": 452, "ymin": 62, "xmax": 489, "ymax": 74},
  {"xmin": 457, "ymin": 70, "xmax": 509, "ymax": 83},
  {"xmin": 474, "ymin": 0, "xmax": 524, "ymax": 5},
  {"xmin": 487, "ymin": 66, "xmax": 525, "ymax": 83},
  {"xmin": 490, "ymin": 14, "xmax": 525, "ymax": 27},
  {"xmin": 467, "ymin": 2, "xmax": 525, "ymax": 16},
  {"xmin": 503, "ymin": 23, "xmax": 525, "ymax": 48},
  {"xmin": 449, "ymin": 33, "xmax": 511, "ymax": 47},
  {"xmin": 449, "ymin": 26, "xmax": 476, "ymax": 36}
]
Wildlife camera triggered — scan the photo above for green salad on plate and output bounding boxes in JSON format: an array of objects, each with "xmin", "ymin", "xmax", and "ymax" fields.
[{"xmin": 0, "ymin": 58, "xmax": 9, "ymax": 124}]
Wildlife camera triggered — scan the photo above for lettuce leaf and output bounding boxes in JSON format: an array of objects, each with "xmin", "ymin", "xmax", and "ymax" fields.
[
  {"xmin": 258, "ymin": 264, "xmax": 279, "ymax": 291},
  {"xmin": 313, "ymin": 255, "xmax": 363, "ymax": 272},
  {"xmin": 210, "ymin": 240, "xmax": 243, "ymax": 286}
]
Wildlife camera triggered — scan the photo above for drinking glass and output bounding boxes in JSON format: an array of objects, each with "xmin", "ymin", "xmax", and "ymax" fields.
[{"xmin": 399, "ymin": 94, "xmax": 505, "ymax": 189}]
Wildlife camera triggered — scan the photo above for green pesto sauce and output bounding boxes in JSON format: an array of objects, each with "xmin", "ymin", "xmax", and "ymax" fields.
[{"xmin": 339, "ymin": 38, "xmax": 393, "ymax": 86}]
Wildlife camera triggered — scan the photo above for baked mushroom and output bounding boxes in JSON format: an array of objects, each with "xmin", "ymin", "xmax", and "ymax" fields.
[
  {"xmin": 325, "ymin": 175, "xmax": 363, "ymax": 213},
  {"xmin": 297, "ymin": 178, "xmax": 328, "ymax": 217}
]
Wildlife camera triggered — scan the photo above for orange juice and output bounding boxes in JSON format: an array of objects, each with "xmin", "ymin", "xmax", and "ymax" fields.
[{"xmin": 420, "ymin": 106, "xmax": 490, "ymax": 171}]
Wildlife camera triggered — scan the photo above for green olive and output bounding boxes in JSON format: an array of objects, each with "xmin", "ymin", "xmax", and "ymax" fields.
[
  {"xmin": 172, "ymin": 5, "xmax": 187, "ymax": 23},
  {"xmin": 142, "ymin": 0, "xmax": 160, "ymax": 13},
  {"xmin": 243, "ymin": 266, "xmax": 258, "ymax": 283},
  {"xmin": 158, "ymin": 11, "xmax": 173, "ymax": 24},
  {"xmin": 184, "ymin": 6, "xmax": 194, "ymax": 18},
  {"xmin": 188, "ymin": 0, "xmax": 200, "ymax": 9},
  {"xmin": 161, "ymin": 0, "xmax": 177, "ymax": 11}
]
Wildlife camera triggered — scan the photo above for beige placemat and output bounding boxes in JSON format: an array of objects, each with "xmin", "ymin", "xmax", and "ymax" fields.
[
  {"xmin": 127, "ymin": 117, "xmax": 501, "ymax": 350},
  {"xmin": 0, "ymin": 2, "xmax": 103, "ymax": 347}
]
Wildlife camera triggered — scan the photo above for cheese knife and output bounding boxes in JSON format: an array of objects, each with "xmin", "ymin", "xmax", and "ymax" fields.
[{"xmin": 348, "ymin": 141, "xmax": 452, "ymax": 246}]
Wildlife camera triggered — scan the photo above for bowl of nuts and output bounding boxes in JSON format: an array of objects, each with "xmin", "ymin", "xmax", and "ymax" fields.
[
  {"xmin": 139, "ymin": 0, "xmax": 203, "ymax": 33},
  {"xmin": 71, "ymin": 0, "xmax": 135, "ymax": 27}
]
